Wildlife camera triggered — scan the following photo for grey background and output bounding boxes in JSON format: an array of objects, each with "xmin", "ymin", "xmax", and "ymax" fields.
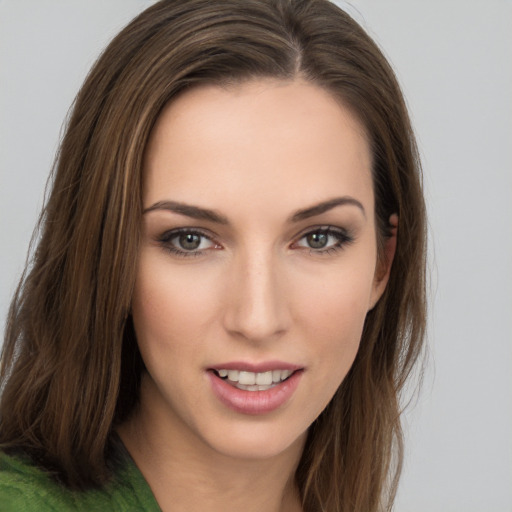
[{"xmin": 1, "ymin": 1, "xmax": 511, "ymax": 510}]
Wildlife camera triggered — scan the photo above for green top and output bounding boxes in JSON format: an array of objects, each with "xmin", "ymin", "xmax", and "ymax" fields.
[{"xmin": 0, "ymin": 438, "xmax": 161, "ymax": 511}]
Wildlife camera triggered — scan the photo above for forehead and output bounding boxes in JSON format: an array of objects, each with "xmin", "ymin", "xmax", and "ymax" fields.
[{"xmin": 143, "ymin": 79, "xmax": 373, "ymax": 218}]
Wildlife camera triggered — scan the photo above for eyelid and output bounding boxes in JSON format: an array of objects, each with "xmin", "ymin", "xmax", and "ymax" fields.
[
  {"xmin": 292, "ymin": 224, "xmax": 350, "ymax": 241},
  {"xmin": 157, "ymin": 226, "xmax": 216, "ymax": 242}
]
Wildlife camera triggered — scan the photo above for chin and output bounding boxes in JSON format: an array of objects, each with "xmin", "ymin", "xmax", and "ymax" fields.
[{"xmin": 201, "ymin": 420, "xmax": 308, "ymax": 462}]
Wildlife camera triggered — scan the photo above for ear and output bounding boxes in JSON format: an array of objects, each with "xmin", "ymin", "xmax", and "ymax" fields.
[{"xmin": 369, "ymin": 214, "xmax": 398, "ymax": 311}]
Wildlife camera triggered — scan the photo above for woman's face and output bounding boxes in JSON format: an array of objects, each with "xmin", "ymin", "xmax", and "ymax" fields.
[{"xmin": 132, "ymin": 80, "xmax": 392, "ymax": 461}]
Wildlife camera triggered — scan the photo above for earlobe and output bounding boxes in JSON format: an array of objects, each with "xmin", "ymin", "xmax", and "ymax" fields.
[{"xmin": 369, "ymin": 214, "xmax": 398, "ymax": 310}]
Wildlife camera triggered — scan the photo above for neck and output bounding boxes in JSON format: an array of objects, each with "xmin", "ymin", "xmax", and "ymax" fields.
[{"xmin": 118, "ymin": 379, "xmax": 305, "ymax": 512}]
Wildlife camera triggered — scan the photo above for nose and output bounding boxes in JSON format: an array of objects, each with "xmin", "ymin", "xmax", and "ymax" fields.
[{"xmin": 222, "ymin": 249, "xmax": 290, "ymax": 343}]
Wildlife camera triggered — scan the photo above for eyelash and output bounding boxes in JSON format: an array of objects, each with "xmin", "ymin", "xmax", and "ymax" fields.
[{"xmin": 156, "ymin": 226, "xmax": 354, "ymax": 258}]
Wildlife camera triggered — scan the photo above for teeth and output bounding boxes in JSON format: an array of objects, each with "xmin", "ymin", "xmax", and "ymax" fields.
[
  {"xmin": 256, "ymin": 371, "xmax": 272, "ymax": 385},
  {"xmin": 218, "ymin": 369, "xmax": 294, "ymax": 386},
  {"xmin": 281, "ymin": 369, "xmax": 292, "ymax": 381},
  {"xmin": 238, "ymin": 371, "xmax": 256, "ymax": 385},
  {"xmin": 227, "ymin": 370, "xmax": 239, "ymax": 381}
]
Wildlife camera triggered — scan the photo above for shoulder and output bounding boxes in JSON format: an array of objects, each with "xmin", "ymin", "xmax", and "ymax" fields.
[
  {"xmin": 0, "ymin": 447, "xmax": 161, "ymax": 512},
  {"xmin": 0, "ymin": 450, "xmax": 75, "ymax": 511}
]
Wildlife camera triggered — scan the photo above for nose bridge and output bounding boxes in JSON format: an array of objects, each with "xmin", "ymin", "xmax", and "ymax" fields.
[{"xmin": 223, "ymin": 245, "xmax": 289, "ymax": 341}]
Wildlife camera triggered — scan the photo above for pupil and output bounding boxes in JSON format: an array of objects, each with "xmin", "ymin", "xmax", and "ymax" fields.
[
  {"xmin": 307, "ymin": 232, "xmax": 327, "ymax": 249},
  {"xmin": 179, "ymin": 233, "xmax": 201, "ymax": 250}
]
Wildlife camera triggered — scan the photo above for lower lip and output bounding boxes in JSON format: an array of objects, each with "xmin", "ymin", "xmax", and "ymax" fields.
[{"xmin": 207, "ymin": 370, "xmax": 303, "ymax": 415}]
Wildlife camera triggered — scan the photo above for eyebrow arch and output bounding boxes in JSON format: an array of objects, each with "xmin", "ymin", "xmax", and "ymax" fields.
[
  {"xmin": 143, "ymin": 200, "xmax": 229, "ymax": 225},
  {"xmin": 289, "ymin": 196, "xmax": 366, "ymax": 222}
]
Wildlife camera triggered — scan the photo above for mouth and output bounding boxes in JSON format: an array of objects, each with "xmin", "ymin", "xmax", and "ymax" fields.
[
  {"xmin": 207, "ymin": 364, "xmax": 304, "ymax": 415},
  {"xmin": 212, "ymin": 368, "xmax": 296, "ymax": 391}
]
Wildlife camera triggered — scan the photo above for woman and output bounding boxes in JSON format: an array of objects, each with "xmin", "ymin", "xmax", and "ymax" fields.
[{"xmin": 0, "ymin": 0, "xmax": 426, "ymax": 511}]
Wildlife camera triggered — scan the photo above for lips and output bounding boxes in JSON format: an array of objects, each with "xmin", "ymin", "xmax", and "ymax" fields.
[{"xmin": 207, "ymin": 362, "xmax": 303, "ymax": 415}]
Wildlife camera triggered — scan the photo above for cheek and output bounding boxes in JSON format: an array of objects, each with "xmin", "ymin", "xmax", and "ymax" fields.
[
  {"xmin": 131, "ymin": 254, "xmax": 222, "ymax": 354},
  {"xmin": 293, "ymin": 262, "xmax": 375, "ymax": 376},
  {"xmin": 309, "ymin": 290, "xmax": 367, "ymax": 366},
  {"xmin": 130, "ymin": 255, "xmax": 223, "ymax": 412},
  {"xmin": 282, "ymin": 273, "xmax": 370, "ymax": 425},
  {"xmin": 296, "ymin": 258, "xmax": 374, "ymax": 329}
]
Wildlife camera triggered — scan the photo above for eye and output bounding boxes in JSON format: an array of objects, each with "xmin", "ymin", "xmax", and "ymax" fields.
[
  {"xmin": 158, "ymin": 228, "xmax": 220, "ymax": 257},
  {"xmin": 294, "ymin": 227, "xmax": 353, "ymax": 254}
]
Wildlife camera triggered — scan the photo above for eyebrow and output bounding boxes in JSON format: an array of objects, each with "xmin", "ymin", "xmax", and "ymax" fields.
[
  {"xmin": 143, "ymin": 201, "xmax": 229, "ymax": 224},
  {"xmin": 289, "ymin": 196, "xmax": 366, "ymax": 222},
  {"xmin": 143, "ymin": 196, "xmax": 365, "ymax": 224}
]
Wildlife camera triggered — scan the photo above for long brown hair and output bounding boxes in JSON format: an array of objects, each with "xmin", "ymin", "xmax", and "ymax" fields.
[{"xmin": 0, "ymin": 1, "xmax": 427, "ymax": 510}]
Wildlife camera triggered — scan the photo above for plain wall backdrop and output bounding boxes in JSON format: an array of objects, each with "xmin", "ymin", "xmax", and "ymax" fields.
[{"xmin": 1, "ymin": 1, "xmax": 511, "ymax": 510}]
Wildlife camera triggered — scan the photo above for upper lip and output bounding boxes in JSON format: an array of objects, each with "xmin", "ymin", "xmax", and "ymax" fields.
[{"xmin": 208, "ymin": 361, "xmax": 303, "ymax": 372}]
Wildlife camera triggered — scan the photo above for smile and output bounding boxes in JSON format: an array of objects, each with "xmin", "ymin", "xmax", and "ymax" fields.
[
  {"xmin": 214, "ymin": 369, "xmax": 294, "ymax": 391},
  {"xmin": 208, "ymin": 364, "xmax": 303, "ymax": 415}
]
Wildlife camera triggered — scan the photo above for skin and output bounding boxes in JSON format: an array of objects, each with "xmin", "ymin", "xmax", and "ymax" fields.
[{"xmin": 119, "ymin": 79, "xmax": 396, "ymax": 512}]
